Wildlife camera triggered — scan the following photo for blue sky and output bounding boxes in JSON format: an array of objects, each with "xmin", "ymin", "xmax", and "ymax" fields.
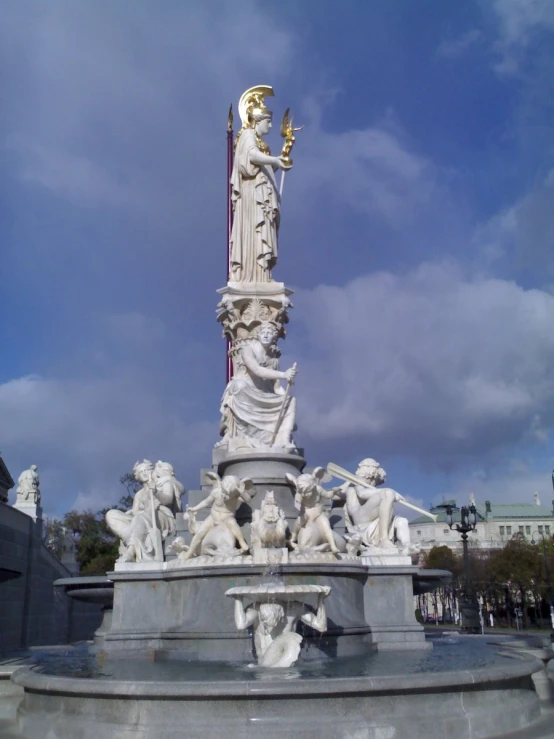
[{"xmin": 2, "ymin": 0, "xmax": 554, "ymax": 516}]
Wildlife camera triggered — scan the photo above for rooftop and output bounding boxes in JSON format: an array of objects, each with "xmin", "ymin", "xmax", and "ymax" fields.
[{"xmin": 409, "ymin": 499, "xmax": 554, "ymax": 526}]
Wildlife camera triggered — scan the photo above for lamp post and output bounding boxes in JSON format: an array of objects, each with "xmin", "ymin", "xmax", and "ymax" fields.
[
  {"xmin": 531, "ymin": 530, "xmax": 554, "ymax": 643},
  {"xmin": 446, "ymin": 503, "xmax": 480, "ymax": 633}
]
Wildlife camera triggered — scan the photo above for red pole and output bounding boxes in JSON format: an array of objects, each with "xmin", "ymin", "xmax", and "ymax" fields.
[{"xmin": 226, "ymin": 105, "xmax": 234, "ymax": 383}]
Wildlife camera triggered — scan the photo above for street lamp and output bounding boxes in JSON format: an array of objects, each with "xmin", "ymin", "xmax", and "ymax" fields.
[
  {"xmin": 446, "ymin": 503, "xmax": 480, "ymax": 633},
  {"xmin": 531, "ymin": 529, "xmax": 554, "ymax": 643}
]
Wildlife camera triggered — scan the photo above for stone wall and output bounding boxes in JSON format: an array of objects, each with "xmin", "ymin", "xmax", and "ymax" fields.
[{"xmin": 0, "ymin": 502, "xmax": 102, "ymax": 653}]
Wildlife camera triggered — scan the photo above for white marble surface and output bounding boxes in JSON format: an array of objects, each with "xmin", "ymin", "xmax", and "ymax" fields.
[
  {"xmin": 359, "ymin": 551, "xmax": 413, "ymax": 566},
  {"xmin": 178, "ymin": 472, "xmax": 255, "ymax": 561},
  {"xmin": 229, "ymin": 86, "xmax": 292, "ymax": 284},
  {"xmin": 15, "ymin": 465, "xmax": 40, "ymax": 505},
  {"xmin": 331, "ymin": 458, "xmax": 416, "ymax": 555},
  {"xmin": 286, "ymin": 468, "xmax": 347, "ymax": 554},
  {"xmin": 226, "ymin": 582, "xmax": 330, "ymax": 668},
  {"xmin": 105, "ymin": 460, "xmax": 182, "ymax": 564},
  {"xmin": 218, "ymin": 322, "xmax": 297, "ymax": 452}
]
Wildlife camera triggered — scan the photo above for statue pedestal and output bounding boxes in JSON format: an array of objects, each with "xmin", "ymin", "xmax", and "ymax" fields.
[
  {"xmin": 219, "ymin": 281, "xmax": 293, "ymax": 302},
  {"xmin": 360, "ymin": 550, "xmax": 412, "ymax": 567},
  {"xmin": 13, "ymin": 500, "xmax": 42, "ymax": 522},
  {"xmin": 214, "ymin": 449, "xmax": 305, "ymax": 523},
  {"xmin": 364, "ymin": 565, "xmax": 429, "ymax": 651}
]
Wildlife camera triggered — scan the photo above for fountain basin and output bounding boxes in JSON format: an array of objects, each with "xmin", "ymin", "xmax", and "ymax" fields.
[
  {"xmin": 11, "ymin": 640, "xmax": 543, "ymax": 739},
  {"xmin": 54, "ymin": 576, "xmax": 114, "ymax": 647}
]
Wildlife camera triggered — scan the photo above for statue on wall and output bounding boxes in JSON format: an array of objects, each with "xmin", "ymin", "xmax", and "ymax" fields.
[
  {"xmin": 16, "ymin": 465, "xmax": 40, "ymax": 504},
  {"xmin": 285, "ymin": 468, "xmax": 347, "ymax": 555},
  {"xmin": 229, "ymin": 85, "xmax": 293, "ymax": 284},
  {"xmin": 218, "ymin": 321, "xmax": 297, "ymax": 451},
  {"xmin": 105, "ymin": 459, "xmax": 182, "ymax": 563},
  {"xmin": 178, "ymin": 472, "xmax": 255, "ymax": 561},
  {"xmin": 334, "ymin": 458, "xmax": 413, "ymax": 553}
]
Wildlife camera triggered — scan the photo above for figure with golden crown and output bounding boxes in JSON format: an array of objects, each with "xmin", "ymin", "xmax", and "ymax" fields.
[{"xmin": 229, "ymin": 86, "xmax": 295, "ymax": 284}]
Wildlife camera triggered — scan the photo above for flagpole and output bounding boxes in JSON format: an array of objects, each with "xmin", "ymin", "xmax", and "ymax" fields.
[{"xmin": 226, "ymin": 105, "xmax": 234, "ymax": 384}]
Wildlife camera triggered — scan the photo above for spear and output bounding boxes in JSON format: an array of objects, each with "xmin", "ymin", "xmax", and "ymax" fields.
[
  {"xmin": 226, "ymin": 104, "xmax": 234, "ymax": 383},
  {"xmin": 269, "ymin": 363, "xmax": 297, "ymax": 447}
]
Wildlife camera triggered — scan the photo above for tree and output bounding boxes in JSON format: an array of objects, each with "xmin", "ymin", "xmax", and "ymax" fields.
[
  {"xmin": 422, "ymin": 546, "xmax": 462, "ymax": 623},
  {"xmin": 488, "ymin": 535, "xmax": 542, "ymax": 628},
  {"xmin": 43, "ymin": 473, "xmax": 138, "ymax": 576},
  {"xmin": 424, "ymin": 545, "xmax": 461, "ymax": 574},
  {"xmin": 43, "ymin": 517, "xmax": 66, "ymax": 558}
]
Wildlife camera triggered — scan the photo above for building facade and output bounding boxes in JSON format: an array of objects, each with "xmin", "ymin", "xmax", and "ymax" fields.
[{"xmin": 409, "ymin": 493, "xmax": 554, "ymax": 552}]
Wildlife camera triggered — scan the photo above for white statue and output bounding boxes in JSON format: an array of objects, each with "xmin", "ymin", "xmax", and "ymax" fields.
[
  {"xmin": 16, "ymin": 465, "xmax": 40, "ymax": 504},
  {"xmin": 219, "ymin": 322, "xmax": 297, "ymax": 451},
  {"xmin": 251, "ymin": 491, "xmax": 288, "ymax": 550},
  {"xmin": 335, "ymin": 458, "xmax": 413, "ymax": 553},
  {"xmin": 229, "ymin": 86, "xmax": 292, "ymax": 283},
  {"xmin": 178, "ymin": 472, "xmax": 255, "ymax": 561},
  {"xmin": 226, "ymin": 583, "xmax": 330, "ymax": 668},
  {"xmin": 285, "ymin": 469, "xmax": 347, "ymax": 555},
  {"xmin": 105, "ymin": 459, "xmax": 181, "ymax": 563},
  {"xmin": 154, "ymin": 460, "xmax": 185, "ymax": 512}
]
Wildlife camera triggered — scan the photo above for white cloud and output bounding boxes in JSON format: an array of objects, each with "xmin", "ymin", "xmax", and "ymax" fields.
[
  {"xmin": 294, "ymin": 109, "xmax": 443, "ymax": 230},
  {"xmin": 472, "ymin": 169, "xmax": 554, "ymax": 270},
  {"xmin": 1, "ymin": 1, "xmax": 295, "ymax": 220},
  {"xmin": 436, "ymin": 29, "xmax": 484, "ymax": 59},
  {"xmin": 444, "ymin": 458, "xmax": 554, "ymax": 508},
  {"xmin": 291, "ymin": 262, "xmax": 554, "ymax": 468},
  {"xmin": 491, "ymin": 0, "xmax": 554, "ymax": 75},
  {"xmin": 0, "ymin": 314, "xmax": 218, "ymax": 516}
]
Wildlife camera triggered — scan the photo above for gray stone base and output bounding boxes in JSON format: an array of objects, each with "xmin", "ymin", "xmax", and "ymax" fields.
[
  {"xmin": 12, "ymin": 654, "xmax": 543, "ymax": 739},
  {"xmin": 364, "ymin": 566, "xmax": 429, "ymax": 650},
  {"xmin": 105, "ymin": 562, "xmax": 372, "ymax": 661},
  {"xmin": 215, "ymin": 449, "xmax": 306, "ymax": 523}
]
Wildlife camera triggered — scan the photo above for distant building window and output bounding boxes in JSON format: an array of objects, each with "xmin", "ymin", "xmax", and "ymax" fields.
[
  {"xmin": 519, "ymin": 526, "xmax": 524, "ymax": 534},
  {"xmin": 546, "ymin": 526, "xmax": 551, "ymax": 535},
  {"xmin": 417, "ymin": 531, "xmax": 421, "ymax": 536},
  {"xmin": 443, "ymin": 529, "xmax": 449, "ymax": 534},
  {"xmin": 526, "ymin": 526, "xmax": 531, "ymax": 535},
  {"xmin": 506, "ymin": 526, "xmax": 512, "ymax": 535},
  {"xmin": 538, "ymin": 526, "xmax": 543, "ymax": 534},
  {"xmin": 499, "ymin": 526, "xmax": 505, "ymax": 536}
]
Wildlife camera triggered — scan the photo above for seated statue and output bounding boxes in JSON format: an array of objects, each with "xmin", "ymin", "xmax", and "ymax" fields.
[
  {"xmin": 179, "ymin": 472, "xmax": 255, "ymax": 560},
  {"xmin": 16, "ymin": 465, "xmax": 40, "ymax": 504},
  {"xmin": 106, "ymin": 459, "xmax": 182, "ymax": 563},
  {"xmin": 285, "ymin": 468, "xmax": 346, "ymax": 555},
  {"xmin": 334, "ymin": 458, "xmax": 413, "ymax": 553},
  {"xmin": 218, "ymin": 322, "xmax": 297, "ymax": 451}
]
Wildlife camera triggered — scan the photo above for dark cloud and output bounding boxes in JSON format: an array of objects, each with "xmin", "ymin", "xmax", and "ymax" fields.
[
  {"xmin": 1, "ymin": 1, "xmax": 554, "ymax": 513},
  {"xmin": 291, "ymin": 262, "xmax": 554, "ymax": 469}
]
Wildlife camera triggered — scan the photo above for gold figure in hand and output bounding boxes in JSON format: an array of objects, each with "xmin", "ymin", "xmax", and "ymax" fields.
[{"xmin": 280, "ymin": 108, "xmax": 303, "ymax": 167}]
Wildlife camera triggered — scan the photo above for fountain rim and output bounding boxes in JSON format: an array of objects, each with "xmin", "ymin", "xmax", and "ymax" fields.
[
  {"xmin": 11, "ymin": 651, "xmax": 542, "ymax": 699},
  {"xmin": 106, "ymin": 561, "xmax": 371, "ymax": 581}
]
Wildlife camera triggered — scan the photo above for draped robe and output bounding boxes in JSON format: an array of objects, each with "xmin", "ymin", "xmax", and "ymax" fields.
[
  {"xmin": 229, "ymin": 128, "xmax": 280, "ymax": 283},
  {"xmin": 219, "ymin": 340, "xmax": 295, "ymax": 450}
]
